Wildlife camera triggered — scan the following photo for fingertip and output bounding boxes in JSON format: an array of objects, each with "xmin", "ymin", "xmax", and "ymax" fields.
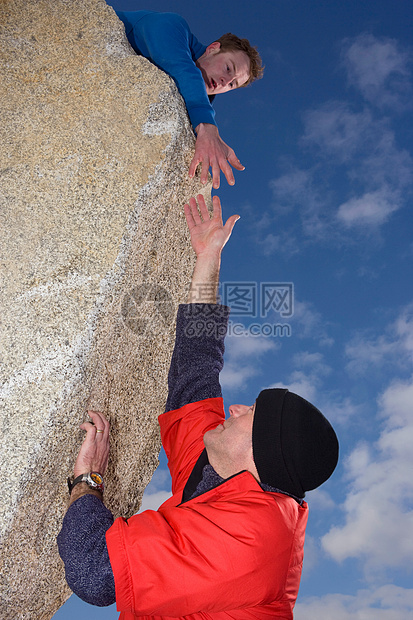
[{"xmin": 233, "ymin": 161, "xmax": 245, "ymax": 171}]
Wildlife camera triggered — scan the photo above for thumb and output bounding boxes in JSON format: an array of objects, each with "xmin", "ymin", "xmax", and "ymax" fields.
[
  {"xmin": 223, "ymin": 214, "xmax": 240, "ymax": 239},
  {"xmin": 189, "ymin": 152, "xmax": 201, "ymax": 178}
]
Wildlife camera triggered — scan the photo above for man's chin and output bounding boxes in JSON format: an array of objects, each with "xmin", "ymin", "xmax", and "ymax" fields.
[
  {"xmin": 203, "ymin": 425, "xmax": 223, "ymax": 444},
  {"xmin": 203, "ymin": 429, "xmax": 212, "ymax": 444}
]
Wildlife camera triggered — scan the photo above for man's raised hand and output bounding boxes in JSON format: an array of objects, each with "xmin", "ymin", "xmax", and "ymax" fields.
[
  {"xmin": 189, "ymin": 124, "xmax": 245, "ymax": 189},
  {"xmin": 184, "ymin": 194, "xmax": 239, "ymax": 258}
]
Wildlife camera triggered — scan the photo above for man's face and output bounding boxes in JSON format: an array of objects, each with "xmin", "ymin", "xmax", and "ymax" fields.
[
  {"xmin": 196, "ymin": 43, "xmax": 251, "ymax": 95},
  {"xmin": 203, "ymin": 403, "xmax": 256, "ymax": 475}
]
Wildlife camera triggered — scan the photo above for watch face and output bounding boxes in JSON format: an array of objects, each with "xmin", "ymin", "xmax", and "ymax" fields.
[{"xmin": 90, "ymin": 472, "xmax": 103, "ymax": 485}]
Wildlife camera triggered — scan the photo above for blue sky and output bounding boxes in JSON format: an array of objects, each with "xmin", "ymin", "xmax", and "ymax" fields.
[{"xmin": 55, "ymin": 0, "xmax": 413, "ymax": 618}]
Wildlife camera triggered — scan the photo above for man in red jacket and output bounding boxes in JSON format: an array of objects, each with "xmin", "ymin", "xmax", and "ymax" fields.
[{"xmin": 58, "ymin": 195, "xmax": 339, "ymax": 618}]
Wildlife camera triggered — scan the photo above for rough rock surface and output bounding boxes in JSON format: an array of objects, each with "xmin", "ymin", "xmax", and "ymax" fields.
[{"xmin": 0, "ymin": 0, "xmax": 210, "ymax": 617}]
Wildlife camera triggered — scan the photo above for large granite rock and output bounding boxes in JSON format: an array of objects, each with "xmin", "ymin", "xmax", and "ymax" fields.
[{"xmin": 0, "ymin": 0, "xmax": 210, "ymax": 617}]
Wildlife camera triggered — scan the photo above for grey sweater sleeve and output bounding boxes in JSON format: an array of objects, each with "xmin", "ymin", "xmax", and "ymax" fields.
[
  {"xmin": 165, "ymin": 304, "xmax": 230, "ymax": 412},
  {"xmin": 57, "ymin": 494, "xmax": 115, "ymax": 606}
]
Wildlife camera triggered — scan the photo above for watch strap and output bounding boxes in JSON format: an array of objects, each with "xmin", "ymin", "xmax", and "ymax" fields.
[{"xmin": 67, "ymin": 472, "xmax": 104, "ymax": 495}]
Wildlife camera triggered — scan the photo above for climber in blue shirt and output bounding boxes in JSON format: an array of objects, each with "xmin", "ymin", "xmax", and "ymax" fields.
[{"xmin": 116, "ymin": 10, "xmax": 263, "ymax": 189}]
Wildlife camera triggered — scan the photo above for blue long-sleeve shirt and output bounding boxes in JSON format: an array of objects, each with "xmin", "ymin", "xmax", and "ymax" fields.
[
  {"xmin": 116, "ymin": 10, "xmax": 217, "ymax": 130},
  {"xmin": 57, "ymin": 304, "xmax": 229, "ymax": 607}
]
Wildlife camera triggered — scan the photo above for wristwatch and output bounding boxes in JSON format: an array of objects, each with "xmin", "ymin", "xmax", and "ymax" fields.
[{"xmin": 67, "ymin": 471, "xmax": 105, "ymax": 495}]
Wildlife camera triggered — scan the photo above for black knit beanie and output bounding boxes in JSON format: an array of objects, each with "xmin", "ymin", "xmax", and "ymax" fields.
[{"xmin": 252, "ymin": 388, "xmax": 339, "ymax": 498}]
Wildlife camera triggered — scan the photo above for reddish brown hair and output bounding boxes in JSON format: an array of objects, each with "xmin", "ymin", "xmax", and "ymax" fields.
[{"xmin": 215, "ymin": 33, "xmax": 264, "ymax": 86}]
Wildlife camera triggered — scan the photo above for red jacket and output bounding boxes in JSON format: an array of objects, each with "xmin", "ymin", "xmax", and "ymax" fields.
[{"xmin": 106, "ymin": 397, "xmax": 308, "ymax": 619}]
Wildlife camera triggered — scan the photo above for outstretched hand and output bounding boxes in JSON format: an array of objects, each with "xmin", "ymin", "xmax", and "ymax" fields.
[
  {"xmin": 73, "ymin": 410, "xmax": 110, "ymax": 478},
  {"xmin": 189, "ymin": 124, "xmax": 245, "ymax": 189},
  {"xmin": 184, "ymin": 194, "xmax": 239, "ymax": 258}
]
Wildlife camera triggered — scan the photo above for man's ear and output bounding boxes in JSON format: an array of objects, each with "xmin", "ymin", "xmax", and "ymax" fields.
[{"xmin": 205, "ymin": 41, "xmax": 221, "ymax": 55}]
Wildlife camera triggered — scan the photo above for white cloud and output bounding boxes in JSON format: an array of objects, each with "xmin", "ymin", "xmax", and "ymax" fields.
[
  {"xmin": 345, "ymin": 333, "xmax": 397, "ymax": 374},
  {"xmin": 341, "ymin": 33, "xmax": 413, "ymax": 110},
  {"xmin": 305, "ymin": 487, "xmax": 337, "ymax": 511},
  {"xmin": 345, "ymin": 303, "xmax": 413, "ymax": 374},
  {"xmin": 336, "ymin": 188, "xmax": 400, "ymax": 227},
  {"xmin": 138, "ymin": 490, "xmax": 172, "ymax": 512},
  {"xmin": 335, "ymin": 126, "xmax": 413, "ymax": 228},
  {"xmin": 267, "ymin": 37, "xmax": 413, "ymax": 238},
  {"xmin": 302, "ymin": 102, "xmax": 372, "ymax": 161},
  {"xmin": 260, "ymin": 230, "xmax": 300, "ymax": 258},
  {"xmin": 268, "ymin": 166, "xmax": 331, "ymax": 240},
  {"xmin": 271, "ymin": 371, "xmax": 317, "ymax": 402},
  {"xmin": 394, "ymin": 304, "xmax": 413, "ymax": 353},
  {"xmin": 321, "ymin": 375, "xmax": 413, "ymax": 577},
  {"xmin": 270, "ymin": 168, "xmax": 313, "ymax": 209},
  {"xmin": 293, "ymin": 351, "xmax": 331, "ymax": 375},
  {"xmin": 269, "ymin": 347, "xmax": 330, "ymax": 401},
  {"xmin": 360, "ymin": 131, "xmax": 413, "ymax": 190},
  {"xmin": 300, "ymin": 535, "xmax": 321, "ymax": 576},
  {"xmin": 224, "ymin": 332, "xmax": 278, "ymax": 357},
  {"xmin": 291, "ymin": 300, "xmax": 334, "ymax": 346},
  {"xmin": 221, "ymin": 333, "xmax": 278, "ymax": 391},
  {"xmin": 271, "ymin": 349, "xmax": 358, "ymax": 425},
  {"xmin": 319, "ymin": 395, "xmax": 361, "ymax": 425},
  {"xmin": 378, "ymin": 377, "xmax": 413, "ymax": 444},
  {"xmin": 295, "ymin": 585, "xmax": 413, "ymax": 620},
  {"xmin": 139, "ymin": 466, "xmax": 172, "ymax": 512},
  {"xmin": 254, "ymin": 213, "xmax": 299, "ymax": 257},
  {"xmin": 301, "ymin": 101, "xmax": 412, "ymax": 229},
  {"xmin": 220, "ymin": 363, "xmax": 260, "ymax": 391}
]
